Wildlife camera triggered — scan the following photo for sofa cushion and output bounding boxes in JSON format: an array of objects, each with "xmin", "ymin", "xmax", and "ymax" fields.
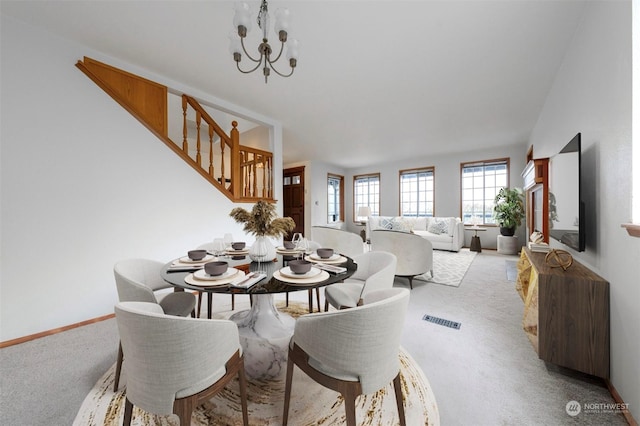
[{"xmin": 413, "ymin": 230, "xmax": 453, "ymax": 244}]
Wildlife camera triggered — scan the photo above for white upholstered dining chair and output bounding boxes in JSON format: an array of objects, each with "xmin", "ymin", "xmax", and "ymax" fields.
[
  {"xmin": 283, "ymin": 288, "xmax": 410, "ymax": 426},
  {"xmin": 370, "ymin": 229, "xmax": 433, "ymax": 289},
  {"xmin": 114, "ymin": 301, "xmax": 249, "ymax": 426},
  {"xmin": 113, "ymin": 258, "xmax": 196, "ymax": 392},
  {"xmin": 310, "ymin": 226, "xmax": 365, "ymax": 258},
  {"xmin": 323, "ymin": 251, "xmax": 397, "ymax": 310}
]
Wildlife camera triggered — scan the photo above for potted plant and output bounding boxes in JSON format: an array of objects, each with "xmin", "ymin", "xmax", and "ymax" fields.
[
  {"xmin": 229, "ymin": 201, "xmax": 295, "ymax": 261},
  {"xmin": 493, "ymin": 187, "xmax": 525, "ymax": 236}
]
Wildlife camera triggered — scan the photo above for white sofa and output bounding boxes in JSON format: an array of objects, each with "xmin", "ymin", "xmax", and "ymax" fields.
[{"xmin": 366, "ymin": 216, "xmax": 464, "ymax": 252}]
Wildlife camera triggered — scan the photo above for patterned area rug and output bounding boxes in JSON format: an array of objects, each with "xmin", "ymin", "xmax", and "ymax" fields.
[
  {"xmin": 416, "ymin": 249, "xmax": 477, "ymax": 287},
  {"xmin": 74, "ymin": 303, "xmax": 439, "ymax": 426}
]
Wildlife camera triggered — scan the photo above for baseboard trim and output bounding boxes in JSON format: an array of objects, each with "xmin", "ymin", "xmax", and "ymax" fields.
[
  {"xmin": 0, "ymin": 313, "xmax": 115, "ymax": 349},
  {"xmin": 606, "ymin": 379, "xmax": 638, "ymax": 426}
]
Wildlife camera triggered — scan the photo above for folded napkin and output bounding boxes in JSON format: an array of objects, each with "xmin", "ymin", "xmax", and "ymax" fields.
[
  {"xmin": 313, "ymin": 263, "xmax": 347, "ymax": 274},
  {"xmin": 230, "ymin": 273, "xmax": 267, "ymax": 289}
]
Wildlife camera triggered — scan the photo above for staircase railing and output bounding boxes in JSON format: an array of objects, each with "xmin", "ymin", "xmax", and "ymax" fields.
[{"xmin": 76, "ymin": 56, "xmax": 274, "ymax": 203}]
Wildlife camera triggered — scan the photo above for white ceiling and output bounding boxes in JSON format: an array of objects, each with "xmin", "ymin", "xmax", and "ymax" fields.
[{"xmin": 1, "ymin": 0, "xmax": 586, "ymax": 169}]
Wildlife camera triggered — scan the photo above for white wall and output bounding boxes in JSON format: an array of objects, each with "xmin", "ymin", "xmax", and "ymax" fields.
[
  {"xmin": 343, "ymin": 144, "xmax": 527, "ymax": 250},
  {"xmin": 0, "ymin": 16, "xmax": 282, "ymax": 341},
  {"xmin": 529, "ymin": 1, "xmax": 638, "ymax": 418}
]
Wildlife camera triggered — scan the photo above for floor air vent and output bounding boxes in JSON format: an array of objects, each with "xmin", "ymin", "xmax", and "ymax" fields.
[{"xmin": 422, "ymin": 314, "xmax": 461, "ymax": 330}]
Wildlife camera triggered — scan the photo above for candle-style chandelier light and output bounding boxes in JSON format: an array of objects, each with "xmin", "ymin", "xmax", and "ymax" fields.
[{"xmin": 229, "ymin": 0, "xmax": 299, "ymax": 83}]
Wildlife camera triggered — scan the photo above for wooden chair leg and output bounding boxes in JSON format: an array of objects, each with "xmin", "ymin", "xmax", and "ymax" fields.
[
  {"xmin": 282, "ymin": 350, "xmax": 295, "ymax": 426},
  {"xmin": 123, "ymin": 398, "xmax": 134, "ymax": 426},
  {"xmin": 315, "ymin": 288, "xmax": 321, "ymax": 313},
  {"xmin": 324, "ymin": 298, "xmax": 329, "ymax": 312},
  {"xmin": 343, "ymin": 390, "xmax": 358, "ymax": 426},
  {"xmin": 113, "ymin": 342, "xmax": 123, "ymax": 392},
  {"xmin": 238, "ymin": 360, "xmax": 249, "ymax": 426},
  {"xmin": 197, "ymin": 291, "xmax": 203, "ymax": 317},
  {"xmin": 393, "ymin": 373, "xmax": 407, "ymax": 426},
  {"xmin": 307, "ymin": 289, "xmax": 313, "ymax": 313},
  {"xmin": 408, "ymin": 276, "xmax": 414, "ymax": 289},
  {"xmin": 173, "ymin": 397, "xmax": 195, "ymax": 426},
  {"xmin": 286, "ymin": 292, "xmax": 289, "ymax": 307},
  {"xmin": 232, "ymin": 293, "xmax": 235, "ymax": 310}
]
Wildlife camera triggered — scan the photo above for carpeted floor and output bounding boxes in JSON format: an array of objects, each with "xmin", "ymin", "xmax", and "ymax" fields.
[{"xmin": 74, "ymin": 302, "xmax": 439, "ymax": 426}]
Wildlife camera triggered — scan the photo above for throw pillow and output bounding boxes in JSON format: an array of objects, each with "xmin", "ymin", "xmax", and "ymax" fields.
[
  {"xmin": 379, "ymin": 217, "xmax": 394, "ymax": 230},
  {"xmin": 427, "ymin": 218, "xmax": 449, "ymax": 235},
  {"xmin": 392, "ymin": 217, "xmax": 414, "ymax": 232}
]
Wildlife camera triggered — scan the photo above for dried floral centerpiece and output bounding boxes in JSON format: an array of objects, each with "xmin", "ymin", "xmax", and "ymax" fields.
[{"xmin": 229, "ymin": 201, "xmax": 295, "ymax": 261}]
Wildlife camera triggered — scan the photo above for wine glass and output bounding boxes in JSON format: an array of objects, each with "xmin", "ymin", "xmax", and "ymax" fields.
[
  {"xmin": 291, "ymin": 233, "xmax": 302, "ymax": 249},
  {"xmin": 212, "ymin": 238, "xmax": 226, "ymax": 259},
  {"xmin": 295, "ymin": 237, "xmax": 309, "ymax": 260},
  {"xmin": 223, "ymin": 233, "xmax": 234, "ymax": 250}
]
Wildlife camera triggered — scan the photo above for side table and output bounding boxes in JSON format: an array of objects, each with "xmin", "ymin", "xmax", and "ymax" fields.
[{"xmin": 465, "ymin": 227, "xmax": 486, "ymax": 252}]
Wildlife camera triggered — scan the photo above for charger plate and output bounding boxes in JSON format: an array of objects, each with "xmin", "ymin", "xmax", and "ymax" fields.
[
  {"xmin": 305, "ymin": 254, "xmax": 348, "ymax": 265},
  {"xmin": 184, "ymin": 270, "xmax": 243, "ymax": 287},
  {"xmin": 273, "ymin": 269, "xmax": 330, "ymax": 285}
]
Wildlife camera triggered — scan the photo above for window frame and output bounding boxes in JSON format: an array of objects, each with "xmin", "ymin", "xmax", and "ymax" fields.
[
  {"xmin": 353, "ymin": 173, "xmax": 380, "ymax": 222},
  {"xmin": 460, "ymin": 158, "xmax": 510, "ymax": 226},
  {"xmin": 398, "ymin": 166, "xmax": 435, "ymax": 217},
  {"xmin": 327, "ymin": 173, "xmax": 344, "ymax": 224}
]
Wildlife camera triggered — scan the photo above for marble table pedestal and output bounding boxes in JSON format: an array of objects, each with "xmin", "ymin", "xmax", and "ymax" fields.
[{"xmin": 229, "ymin": 293, "xmax": 296, "ymax": 380}]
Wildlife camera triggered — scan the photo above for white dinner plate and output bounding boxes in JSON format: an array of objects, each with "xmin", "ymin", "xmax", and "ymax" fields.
[
  {"xmin": 308, "ymin": 252, "xmax": 340, "ymax": 261},
  {"xmin": 279, "ymin": 266, "xmax": 322, "ymax": 279},
  {"xmin": 179, "ymin": 254, "xmax": 214, "ymax": 264},
  {"xmin": 193, "ymin": 267, "xmax": 239, "ymax": 281}
]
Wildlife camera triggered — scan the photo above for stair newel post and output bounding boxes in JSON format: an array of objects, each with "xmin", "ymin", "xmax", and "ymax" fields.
[
  {"xmin": 181, "ymin": 95, "xmax": 188, "ymax": 153},
  {"xmin": 195, "ymin": 111, "xmax": 202, "ymax": 166},
  {"xmin": 230, "ymin": 121, "xmax": 242, "ymax": 199},
  {"xmin": 208, "ymin": 125, "xmax": 214, "ymax": 177}
]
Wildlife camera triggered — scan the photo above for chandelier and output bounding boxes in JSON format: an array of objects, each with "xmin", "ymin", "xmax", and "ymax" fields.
[{"xmin": 229, "ymin": 0, "xmax": 299, "ymax": 83}]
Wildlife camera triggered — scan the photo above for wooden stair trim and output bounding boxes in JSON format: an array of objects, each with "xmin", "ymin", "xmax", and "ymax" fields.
[{"xmin": 76, "ymin": 56, "xmax": 275, "ymax": 203}]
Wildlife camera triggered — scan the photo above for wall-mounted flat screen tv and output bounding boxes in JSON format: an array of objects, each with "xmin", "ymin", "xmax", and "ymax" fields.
[{"xmin": 548, "ymin": 132, "xmax": 585, "ymax": 252}]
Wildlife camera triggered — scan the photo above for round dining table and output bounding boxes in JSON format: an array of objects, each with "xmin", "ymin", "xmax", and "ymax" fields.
[{"xmin": 162, "ymin": 250, "xmax": 357, "ymax": 379}]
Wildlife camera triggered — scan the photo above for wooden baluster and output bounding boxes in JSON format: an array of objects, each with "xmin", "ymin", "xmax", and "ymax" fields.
[
  {"xmin": 267, "ymin": 156, "xmax": 273, "ymax": 198},
  {"xmin": 262, "ymin": 156, "xmax": 267, "ymax": 199},
  {"xmin": 182, "ymin": 95, "xmax": 188, "ymax": 153},
  {"xmin": 245, "ymin": 153, "xmax": 251, "ymax": 197},
  {"xmin": 252, "ymin": 161, "xmax": 257, "ymax": 198},
  {"xmin": 220, "ymin": 133, "xmax": 226, "ymax": 188},
  {"xmin": 208, "ymin": 125, "xmax": 214, "ymax": 177},
  {"xmin": 195, "ymin": 111, "xmax": 202, "ymax": 166}
]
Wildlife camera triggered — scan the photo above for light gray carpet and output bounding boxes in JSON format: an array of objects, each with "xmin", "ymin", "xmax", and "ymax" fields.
[{"xmin": 0, "ymin": 251, "xmax": 629, "ymax": 426}]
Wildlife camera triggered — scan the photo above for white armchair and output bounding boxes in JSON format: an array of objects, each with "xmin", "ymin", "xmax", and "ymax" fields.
[
  {"xmin": 114, "ymin": 301, "xmax": 249, "ymax": 426},
  {"xmin": 311, "ymin": 226, "xmax": 364, "ymax": 258},
  {"xmin": 323, "ymin": 251, "xmax": 397, "ymax": 310},
  {"xmin": 113, "ymin": 258, "xmax": 196, "ymax": 392},
  {"xmin": 283, "ymin": 288, "xmax": 411, "ymax": 426},
  {"xmin": 370, "ymin": 229, "xmax": 433, "ymax": 289}
]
